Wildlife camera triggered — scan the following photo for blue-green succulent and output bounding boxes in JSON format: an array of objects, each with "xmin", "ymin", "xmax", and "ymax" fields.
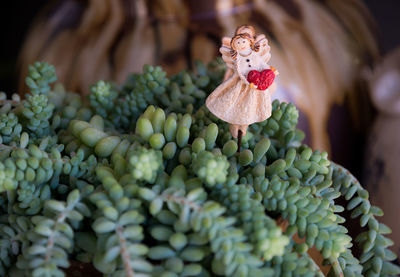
[{"xmin": 0, "ymin": 60, "xmax": 398, "ymax": 277}]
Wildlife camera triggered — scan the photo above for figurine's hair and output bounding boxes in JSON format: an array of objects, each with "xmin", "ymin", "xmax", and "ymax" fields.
[
  {"xmin": 235, "ymin": 25, "xmax": 256, "ymax": 37},
  {"xmin": 230, "ymin": 33, "xmax": 259, "ymax": 59}
]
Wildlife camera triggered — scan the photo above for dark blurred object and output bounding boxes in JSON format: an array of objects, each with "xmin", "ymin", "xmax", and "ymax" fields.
[
  {"xmin": 0, "ymin": 0, "xmax": 48, "ymax": 94},
  {"xmin": 64, "ymin": 260, "xmax": 102, "ymax": 277},
  {"xmin": 364, "ymin": 0, "xmax": 400, "ymax": 53},
  {"xmin": 363, "ymin": 46, "xmax": 400, "ymax": 257},
  {"xmin": 17, "ymin": 0, "xmax": 379, "ymax": 163}
]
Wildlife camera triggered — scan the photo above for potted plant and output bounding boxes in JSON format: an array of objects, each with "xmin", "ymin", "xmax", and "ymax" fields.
[{"xmin": 0, "ymin": 61, "xmax": 398, "ymax": 276}]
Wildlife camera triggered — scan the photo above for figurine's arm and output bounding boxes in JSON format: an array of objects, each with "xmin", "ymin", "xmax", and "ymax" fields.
[
  {"xmin": 237, "ymin": 67, "xmax": 250, "ymax": 85},
  {"xmin": 239, "ymin": 73, "xmax": 250, "ymax": 85}
]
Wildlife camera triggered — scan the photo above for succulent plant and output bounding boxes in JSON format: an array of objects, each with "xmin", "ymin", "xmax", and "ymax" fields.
[{"xmin": 0, "ymin": 60, "xmax": 398, "ymax": 277}]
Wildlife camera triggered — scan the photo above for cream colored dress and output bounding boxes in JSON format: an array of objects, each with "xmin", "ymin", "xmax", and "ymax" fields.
[{"xmin": 206, "ymin": 38, "xmax": 273, "ymax": 125}]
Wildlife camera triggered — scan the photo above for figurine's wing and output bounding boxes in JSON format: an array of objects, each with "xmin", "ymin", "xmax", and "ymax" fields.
[
  {"xmin": 222, "ymin": 36, "xmax": 231, "ymax": 47},
  {"xmin": 255, "ymin": 34, "xmax": 266, "ymax": 41},
  {"xmin": 256, "ymin": 36, "xmax": 271, "ymax": 64},
  {"xmin": 220, "ymin": 45, "xmax": 235, "ymax": 69}
]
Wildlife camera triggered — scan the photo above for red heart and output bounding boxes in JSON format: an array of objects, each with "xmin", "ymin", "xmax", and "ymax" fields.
[
  {"xmin": 247, "ymin": 70, "xmax": 261, "ymax": 86},
  {"xmin": 246, "ymin": 69, "xmax": 275, "ymax": 91}
]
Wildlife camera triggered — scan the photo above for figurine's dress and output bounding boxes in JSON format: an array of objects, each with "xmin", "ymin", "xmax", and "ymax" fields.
[{"xmin": 206, "ymin": 38, "xmax": 272, "ymax": 125}]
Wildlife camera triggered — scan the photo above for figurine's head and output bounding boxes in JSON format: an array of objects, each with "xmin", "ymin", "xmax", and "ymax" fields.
[
  {"xmin": 231, "ymin": 34, "xmax": 253, "ymax": 52},
  {"xmin": 230, "ymin": 25, "xmax": 259, "ymax": 59}
]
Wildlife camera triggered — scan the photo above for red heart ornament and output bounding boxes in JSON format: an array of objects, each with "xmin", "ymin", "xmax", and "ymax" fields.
[
  {"xmin": 247, "ymin": 70, "xmax": 261, "ymax": 86},
  {"xmin": 246, "ymin": 69, "xmax": 275, "ymax": 91}
]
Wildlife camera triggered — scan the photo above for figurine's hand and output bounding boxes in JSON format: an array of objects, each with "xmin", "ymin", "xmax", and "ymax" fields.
[
  {"xmin": 270, "ymin": 66, "xmax": 279, "ymax": 76},
  {"xmin": 249, "ymin": 83, "xmax": 257, "ymax": 89}
]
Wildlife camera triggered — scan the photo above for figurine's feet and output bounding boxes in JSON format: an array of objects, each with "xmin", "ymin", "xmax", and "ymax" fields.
[
  {"xmin": 229, "ymin": 124, "xmax": 247, "ymax": 138},
  {"xmin": 239, "ymin": 125, "xmax": 248, "ymax": 137},
  {"xmin": 229, "ymin": 124, "xmax": 240, "ymax": 138}
]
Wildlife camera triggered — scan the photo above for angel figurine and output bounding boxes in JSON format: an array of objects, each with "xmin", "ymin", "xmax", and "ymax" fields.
[{"xmin": 206, "ymin": 25, "xmax": 279, "ymax": 150}]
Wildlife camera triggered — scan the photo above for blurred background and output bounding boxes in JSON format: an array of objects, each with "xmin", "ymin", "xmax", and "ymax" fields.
[{"xmin": 0, "ymin": 0, "xmax": 399, "ymax": 256}]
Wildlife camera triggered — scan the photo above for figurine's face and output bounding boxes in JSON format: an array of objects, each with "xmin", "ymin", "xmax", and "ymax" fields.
[{"xmin": 234, "ymin": 38, "xmax": 251, "ymax": 51}]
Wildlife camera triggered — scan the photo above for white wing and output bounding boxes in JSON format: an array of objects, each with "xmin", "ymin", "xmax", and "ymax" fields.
[
  {"xmin": 256, "ymin": 36, "xmax": 271, "ymax": 64},
  {"xmin": 219, "ymin": 36, "xmax": 235, "ymax": 69}
]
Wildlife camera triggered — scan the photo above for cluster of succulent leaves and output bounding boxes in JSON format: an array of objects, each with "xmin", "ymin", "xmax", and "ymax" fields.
[{"xmin": 0, "ymin": 60, "xmax": 398, "ymax": 277}]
